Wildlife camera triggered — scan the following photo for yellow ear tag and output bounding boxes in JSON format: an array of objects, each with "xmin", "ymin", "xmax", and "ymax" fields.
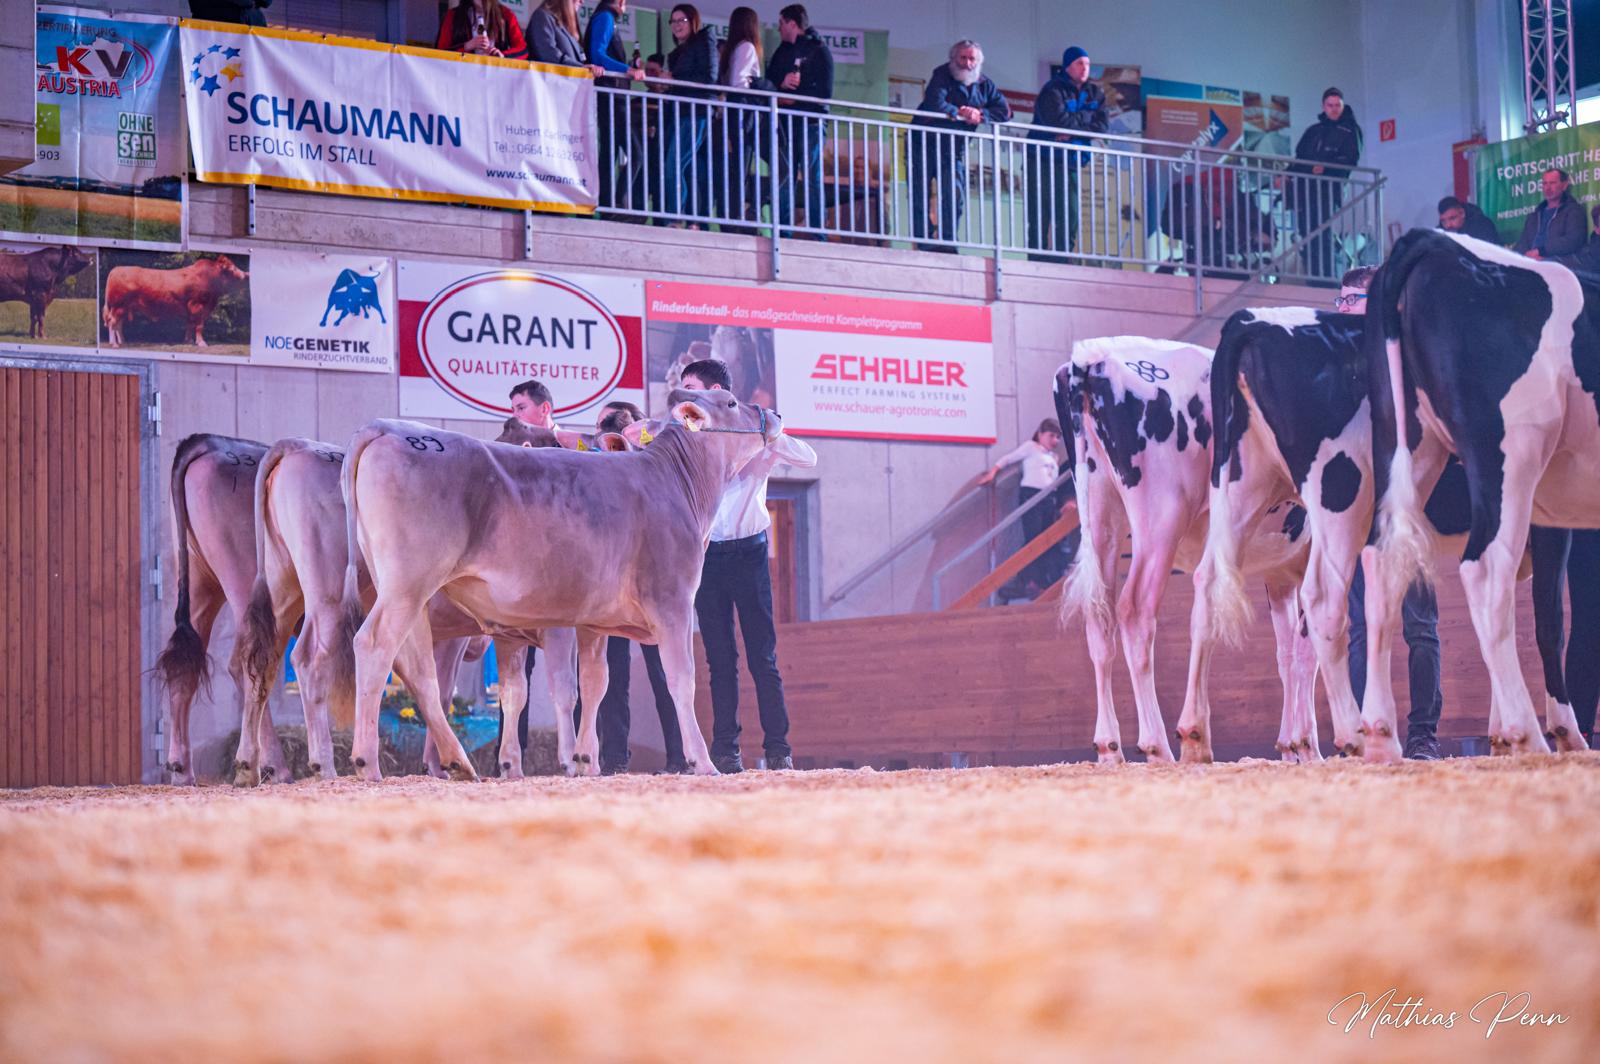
[
  {"xmin": 576, "ymin": 438, "xmax": 590, "ymax": 451},
  {"xmin": 684, "ymin": 418, "xmax": 702, "ymax": 432},
  {"xmin": 638, "ymin": 428, "xmax": 654, "ymax": 445}
]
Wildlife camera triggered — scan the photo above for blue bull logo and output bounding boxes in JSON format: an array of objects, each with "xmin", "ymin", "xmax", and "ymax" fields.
[{"xmin": 320, "ymin": 268, "xmax": 386, "ymax": 327}]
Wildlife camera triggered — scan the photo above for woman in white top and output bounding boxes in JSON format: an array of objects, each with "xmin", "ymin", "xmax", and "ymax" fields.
[
  {"xmin": 980, "ymin": 417, "xmax": 1068, "ymax": 596},
  {"xmin": 714, "ymin": 6, "xmax": 765, "ymax": 230}
]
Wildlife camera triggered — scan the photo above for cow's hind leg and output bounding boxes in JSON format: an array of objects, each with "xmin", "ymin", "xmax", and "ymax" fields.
[
  {"xmin": 392, "ymin": 624, "xmax": 477, "ymax": 781},
  {"xmin": 1178, "ymin": 555, "xmax": 1219, "ymax": 764},
  {"xmin": 295, "ymin": 612, "xmax": 341, "ymax": 780},
  {"xmin": 544, "ymin": 628, "xmax": 580, "ymax": 775},
  {"xmin": 496, "ymin": 642, "xmax": 529, "ymax": 779},
  {"xmin": 570, "ymin": 629, "xmax": 611, "ymax": 777},
  {"xmin": 163, "ymin": 581, "xmax": 223, "ymax": 786},
  {"xmin": 1267, "ymin": 581, "xmax": 1321, "ymax": 762},
  {"xmin": 1118, "ymin": 506, "xmax": 1187, "ymax": 763},
  {"xmin": 1071, "ymin": 479, "xmax": 1127, "ymax": 764},
  {"xmin": 654, "ymin": 623, "xmax": 718, "ymax": 775},
  {"xmin": 353, "ymin": 595, "xmax": 430, "ymax": 782},
  {"xmin": 422, "ymin": 637, "xmax": 472, "ymax": 780}
]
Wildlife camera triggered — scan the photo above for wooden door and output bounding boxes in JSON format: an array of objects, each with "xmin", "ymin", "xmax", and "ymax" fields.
[
  {"xmin": 1, "ymin": 364, "xmax": 143, "ymax": 786},
  {"xmin": 767, "ymin": 497, "xmax": 798, "ymax": 625}
]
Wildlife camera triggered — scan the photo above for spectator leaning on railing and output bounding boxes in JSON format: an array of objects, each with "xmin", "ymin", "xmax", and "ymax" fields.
[
  {"xmin": 714, "ymin": 7, "xmax": 772, "ymax": 233},
  {"xmin": 765, "ymin": 4, "xmax": 833, "ymax": 236},
  {"xmin": 528, "ymin": 0, "xmax": 604, "ymax": 73},
  {"xmin": 1026, "ymin": 46, "xmax": 1106, "ymax": 263},
  {"xmin": 909, "ymin": 40, "xmax": 1012, "ymax": 251},
  {"xmin": 660, "ymin": 5, "xmax": 719, "ymax": 222},
  {"xmin": 189, "ymin": 0, "xmax": 272, "ymax": 25},
  {"xmin": 437, "ymin": 0, "xmax": 528, "ymax": 61},
  {"xmin": 1287, "ymin": 87, "xmax": 1362, "ymax": 280},
  {"xmin": 584, "ymin": 0, "xmax": 645, "ymax": 214}
]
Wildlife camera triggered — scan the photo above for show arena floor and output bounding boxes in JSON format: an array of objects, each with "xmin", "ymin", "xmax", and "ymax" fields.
[{"xmin": 2, "ymin": 756, "xmax": 1597, "ymax": 1062}]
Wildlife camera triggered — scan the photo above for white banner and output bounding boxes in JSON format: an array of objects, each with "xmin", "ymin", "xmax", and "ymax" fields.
[
  {"xmin": 818, "ymin": 28, "xmax": 866, "ymax": 65},
  {"xmin": 180, "ymin": 21, "xmax": 598, "ymax": 212},
  {"xmin": 250, "ymin": 250, "xmax": 394, "ymax": 373},
  {"xmin": 398, "ymin": 260, "xmax": 645, "ymax": 424}
]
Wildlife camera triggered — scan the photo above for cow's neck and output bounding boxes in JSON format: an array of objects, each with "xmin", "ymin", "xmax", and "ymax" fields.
[{"xmin": 644, "ymin": 425, "xmax": 737, "ymax": 531}]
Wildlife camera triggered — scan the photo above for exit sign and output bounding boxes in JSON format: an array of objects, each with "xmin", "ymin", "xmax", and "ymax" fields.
[{"xmin": 1379, "ymin": 119, "xmax": 1396, "ymax": 142}]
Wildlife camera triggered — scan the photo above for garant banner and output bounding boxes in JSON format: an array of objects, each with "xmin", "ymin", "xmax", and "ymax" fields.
[
  {"xmin": 180, "ymin": 20, "xmax": 598, "ymax": 213},
  {"xmin": 1473, "ymin": 123, "xmax": 1600, "ymax": 244},
  {"xmin": 0, "ymin": 6, "xmax": 186, "ymax": 249},
  {"xmin": 645, "ymin": 281, "xmax": 995, "ymax": 444},
  {"xmin": 398, "ymin": 261, "xmax": 645, "ymax": 423}
]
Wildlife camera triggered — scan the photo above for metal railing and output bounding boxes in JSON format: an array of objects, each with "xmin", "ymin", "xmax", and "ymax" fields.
[
  {"xmin": 593, "ymin": 76, "xmax": 1386, "ymax": 288},
  {"xmin": 930, "ymin": 469, "xmax": 1075, "ymax": 610}
]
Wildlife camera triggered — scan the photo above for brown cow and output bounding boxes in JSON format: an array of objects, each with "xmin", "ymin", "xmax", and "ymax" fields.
[
  {"xmin": 234, "ymin": 419, "xmax": 595, "ymax": 783},
  {"xmin": 321, "ymin": 392, "xmax": 778, "ymax": 782},
  {"xmin": 102, "ymin": 254, "xmax": 248, "ymax": 348},
  {"xmin": 0, "ymin": 245, "xmax": 91, "ymax": 339},
  {"xmin": 154, "ymin": 434, "xmax": 290, "ymax": 785}
]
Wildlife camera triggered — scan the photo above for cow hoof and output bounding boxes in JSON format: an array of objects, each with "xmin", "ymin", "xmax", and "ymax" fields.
[
  {"xmin": 690, "ymin": 758, "xmax": 718, "ymax": 776},
  {"xmin": 1178, "ymin": 730, "xmax": 1213, "ymax": 764},
  {"xmin": 1139, "ymin": 743, "xmax": 1174, "ymax": 764},
  {"xmin": 1296, "ymin": 740, "xmax": 1324, "ymax": 764},
  {"xmin": 308, "ymin": 762, "xmax": 321, "ymax": 775},
  {"xmin": 500, "ymin": 760, "xmax": 525, "ymax": 780},
  {"xmin": 260, "ymin": 765, "xmax": 276, "ymax": 783},
  {"xmin": 1094, "ymin": 741, "xmax": 1125, "ymax": 765},
  {"xmin": 1360, "ymin": 731, "xmax": 1403, "ymax": 765},
  {"xmin": 445, "ymin": 760, "xmax": 477, "ymax": 782},
  {"xmin": 232, "ymin": 760, "xmax": 260, "ymax": 788},
  {"xmin": 1549, "ymin": 726, "xmax": 1588, "ymax": 754}
]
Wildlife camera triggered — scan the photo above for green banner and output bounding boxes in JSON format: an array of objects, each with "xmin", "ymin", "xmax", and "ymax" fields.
[{"xmin": 1474, "ymin": 121, "xmax": 1600, "ymax": 244}]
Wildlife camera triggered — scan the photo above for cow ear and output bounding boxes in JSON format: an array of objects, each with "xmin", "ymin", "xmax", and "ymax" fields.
[
  {"xmin": 521, "ymin": 441, "xmax": 534, "ymax": 449},
  {"xmin": 672, "ymin": 401, "xmax": 708, "ymax": 431},
  {"xmin": 554, "ymin": 428, "xmax": 586, "ymax": 449},
  {"xmin": 597, "ymin": 432, "xmax": 630, "ymax": 452}
]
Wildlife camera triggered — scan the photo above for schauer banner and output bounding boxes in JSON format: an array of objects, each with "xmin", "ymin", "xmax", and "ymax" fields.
[
  {"xmin": 397, "ymin": 261, "xmax": 645, "ymax": 423},
  {"xmin": 180, "ymin": 21, "xmax": 598, "ymax": 213},
  {"xmin": 1473, "ymin": 123, "xmax": 1600, "ymax": 244},
  {"xmin": 0, "ymin": 6, "xmax": 186, "ymax": 249},
  {"xmin": 645, "ymin": 281, "xmax": 995, "ymax": 444}
]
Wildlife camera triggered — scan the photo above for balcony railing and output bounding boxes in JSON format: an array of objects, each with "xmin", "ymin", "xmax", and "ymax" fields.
[{"xmin": 592, "ymin": 76, "xmax": 1386, "ymax": 289}]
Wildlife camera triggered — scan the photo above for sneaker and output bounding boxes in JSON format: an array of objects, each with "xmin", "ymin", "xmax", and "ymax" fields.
[
  {"xmin": 600, "ymin": 763, "xmax": 629, "ymax": 777},
  {"xmin": 765, "ymin": 755, "xmax": 794, "ymax": 771},
  {"xmin": 712, "ymin": 753, "xmax": 745, "ymax": 774},
  {"xmin": 1403, "ymin": 733, "xmax": 1441, "ymax": 761}
]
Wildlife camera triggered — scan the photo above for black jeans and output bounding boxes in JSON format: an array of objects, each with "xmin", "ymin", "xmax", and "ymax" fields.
[
  {"xmin": 597, "ymin": 636, "xmax": 686, "ymax": 771},
  {"xmin": 1531, "ymin": 526, "xmax": 1600, "ymax": 738},
  {"xmin": 695, "ymin": 532, "xmax": 790, "ymax": 760},
  {"xmin": 1346, "ymin": 566, "xmax": 1442, "ymax": 738},
  {"xmin": 774, "ymin": 113, "xmax": 825, "ymax": 232},
  {"xmin": 908, "ymin": 133, "xmax": 966, "ymax": 244},
  {"xmin": 1026, "ymin": 144, "xmax": 1079, "ymax": 259},
  {"xmin": 1013, "ymin": 485, "xmax": 1062, "ymax": 589}
]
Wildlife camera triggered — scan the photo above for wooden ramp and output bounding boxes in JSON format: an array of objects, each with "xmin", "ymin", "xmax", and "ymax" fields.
[{"xmin": 695, "ymin": 554, "xmax": 1545, "ymax": 767}]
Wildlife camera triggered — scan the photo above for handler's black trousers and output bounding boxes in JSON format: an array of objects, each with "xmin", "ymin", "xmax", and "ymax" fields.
[
  {"xmin": 695, "ymin": 531, "xmax": 792, "ymax": 761},
  {"xmin": 597, "ymin": 637, "xmax": 686, "ymax": 772}
]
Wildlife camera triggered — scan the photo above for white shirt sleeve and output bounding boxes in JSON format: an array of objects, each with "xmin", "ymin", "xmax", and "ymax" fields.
[
  {"xmin": 771, "ymin": 431, "xmax": 818, "ymax": 469},
  {"xmin": 995, "ymin": 441, "xmax": 1037, "ymax": 468}
]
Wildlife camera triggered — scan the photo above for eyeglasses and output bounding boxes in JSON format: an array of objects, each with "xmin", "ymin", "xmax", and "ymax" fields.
[
  {"xmin": 1334, "ymin": 293, "xmax": 1367, "ymax": 309},
  {"xmin": 670, "ymin": 15, "xmax": 688, "ymax": 23}
]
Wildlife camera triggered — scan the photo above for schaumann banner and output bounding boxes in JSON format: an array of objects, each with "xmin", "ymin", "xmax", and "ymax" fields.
[
  {"xmin": 645, "ymin": 281, "xmax": 995, "ymax": 444},
  {"xmin": 0, "ymin": 6, "xmax": 186, "ymax": 249},
  {"xmin": 180, "ymin": 21, "xmax": 598, "ymax": 213}
]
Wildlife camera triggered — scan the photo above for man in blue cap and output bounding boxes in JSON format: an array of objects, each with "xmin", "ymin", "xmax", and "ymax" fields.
[{"xmin": 1027, "ymin": 46, "xmax": 1107, "ymax": 262}]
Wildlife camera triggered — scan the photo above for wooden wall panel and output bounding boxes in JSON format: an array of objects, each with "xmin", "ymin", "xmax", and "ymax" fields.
[
  {"xmin": 0, "ymin": 364, "xmax": 143, "ymax": 787},
  {"xmin": 696, "ymin": 552, "xmax": 1545, "ymax": 766}
]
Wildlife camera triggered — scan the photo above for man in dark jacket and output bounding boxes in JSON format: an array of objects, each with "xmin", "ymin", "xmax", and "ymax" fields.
[
  {"xmin": 189, "ymin": 0, "xmax": 271, "ymax": 25},
  {"xmin": 1555, "ymin": 203, "xmax": 1600, "ymax": 274},
  {"xmin": 1438, "ymin": 195, "xmax": 1502, "ymax": 244},
  {"xmin": 1513, "ymin": 168, "xmax": 1588, "ymax": 261},
  {"xmin": 1027, "ymin": 46, "xmax": 1107, "ymax": 262},
  {"xmin": 765, "ymin": 5, "xmax": 833, "ymax": 235},
  {"xmin": 908, "ymin": 40, "xmax": 1012, "ymax": 250},
  {"xmin": 1289, "ymin": 86, "xmax": 1363, "ymax": 281}
]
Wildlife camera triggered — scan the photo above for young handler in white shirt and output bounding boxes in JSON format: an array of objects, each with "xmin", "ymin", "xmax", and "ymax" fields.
[
  {"xmin": 979, "ymin": 417, "xmax": 1066, "ymax": 596},
  {"xmin": 680, "ymin": 357, "xmax": 817, "ymax": 772}
]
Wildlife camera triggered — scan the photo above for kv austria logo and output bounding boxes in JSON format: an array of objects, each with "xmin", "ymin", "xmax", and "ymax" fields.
[
  {"xmin": 189, "ymin": 42, "xmax": 244, "ymax": 99},
  {"xmin": 321, "ymin": 264, "xmax": 388, "ymax": 328},
  {"xmin": 38, "ymin": 31, "xmax": 157, "ymax": 97}
]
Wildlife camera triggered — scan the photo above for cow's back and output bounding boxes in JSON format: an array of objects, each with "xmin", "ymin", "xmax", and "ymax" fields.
[{"xmin": 1071, "ymin": 337, "xmax": 1214, "ymax": 492}]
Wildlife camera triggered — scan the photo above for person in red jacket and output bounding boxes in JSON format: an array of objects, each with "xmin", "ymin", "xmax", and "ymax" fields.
[{"xmin": 437, "ymin": 0, "xmax": 528, "ymax": 61}]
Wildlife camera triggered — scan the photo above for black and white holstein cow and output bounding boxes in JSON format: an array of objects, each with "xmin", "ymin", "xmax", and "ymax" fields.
[
  {"xmin": 1365, "ymin": 228, "xmax": 1600, "ymax": 760},
  {"xmin": 1055, "ymin": 337, "xmax": 1319, "ymax": 764},
  {"xmin": 1204, "ymin": 304, "xmax": 1590, "ymax": 760}
]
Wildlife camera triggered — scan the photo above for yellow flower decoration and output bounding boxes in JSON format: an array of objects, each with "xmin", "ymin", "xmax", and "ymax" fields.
[{"xmin": 398, "ymin": 706, "xmax": 417, "ymax": 720}]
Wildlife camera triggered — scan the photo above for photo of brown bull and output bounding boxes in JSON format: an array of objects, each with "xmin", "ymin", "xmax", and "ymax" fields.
[
  {"xmin": 102, "ymin": 253, "xmax": 249, "ymax": 348},
  {"xmin": 0, "ymin": 244, "xmax": 93, "ymax": 341}
]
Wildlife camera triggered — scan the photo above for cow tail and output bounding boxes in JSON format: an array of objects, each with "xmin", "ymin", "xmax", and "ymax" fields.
[
  {"xmin": 1057, "ymin": 359, "xmax": 1112, "ymax": 635},
  {"xmin": 1203, "ymin": 314, "xmax": 1256, "ymax": 647},
  {"xmin": 154, "ymin": 436, "xmax": 213, "ymax": 703},
  {"xmin": 335, "ymin": 426, "xmax": 381, "ymax": 662},
  {"xmin": 239, "ymin": 441, "xmax": 288, "ymax": 707},
  {"xmin": 1372, "ymin": 233, "xmax": 1434, "ymax": 589}
]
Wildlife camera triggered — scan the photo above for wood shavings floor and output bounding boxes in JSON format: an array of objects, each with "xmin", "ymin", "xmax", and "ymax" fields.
[{"xmin": 2, "ymin": 755, "xmax": 1597, "ymax": 1062}]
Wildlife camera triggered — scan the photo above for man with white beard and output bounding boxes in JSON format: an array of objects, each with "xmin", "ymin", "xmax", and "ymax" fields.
[{"xmin": 909, "ymin": 40, "xmax": 1012, "ymax": 251}]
